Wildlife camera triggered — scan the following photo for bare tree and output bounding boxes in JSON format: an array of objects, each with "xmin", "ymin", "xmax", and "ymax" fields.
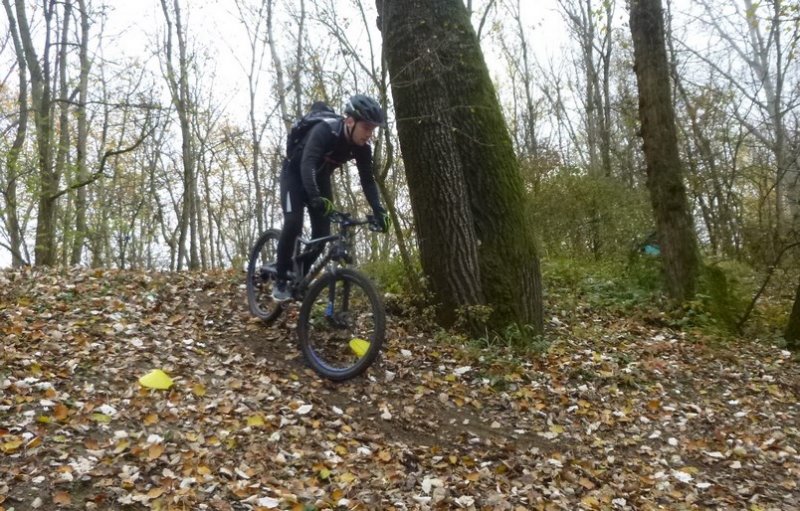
[
  {"xmin": 630, "ymin": 0, "xmax": 700, "ymax": 302},
  {"xmin": 309, "ymin": 0, "xmax": 418, "ymax": 284},
  {"xmin": 291, "ymin": 0, "xmax": 306, "ymax": 117},
  {"xmin": 159, "ymin": 0, "xmax": 198, "ymax": 269},
  {"xmin": 70, "ymin": 0, "xmax": 92, "ymax": 264},
  {"xmin": 687, "ymin": 0, "xmax": 800, "ymax": 250},
  {"xmin": 12, "ymin": 0, "xmax": 62, "ymax": 266},
  {"xmin": 466, "ymin": 0, "xmax": 497, "ymax": 40},
  {"xmin": 557, "ymin": 0, "xmax": 615, "ymax": 177},
  {"xmin": 497, "ymin": 0, "xmax": 546, "ymax": 160},
  {"xmin": 1, "ymin": 0, "xmax": 29, "ymax": 266},
  {"xmin": 233, "ymin": 0, "xmax": 273, "ymax": 237}
]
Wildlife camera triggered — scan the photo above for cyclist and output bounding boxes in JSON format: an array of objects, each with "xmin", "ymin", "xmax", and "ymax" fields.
[{"xmin": 272, "ymin": 94, "xmax": 391, "ymax": 301}]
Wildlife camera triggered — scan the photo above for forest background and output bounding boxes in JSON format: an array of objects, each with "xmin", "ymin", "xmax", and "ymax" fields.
[{"xmin": 2, "ymin": 0, "xmax": 800, "ymax": 346}]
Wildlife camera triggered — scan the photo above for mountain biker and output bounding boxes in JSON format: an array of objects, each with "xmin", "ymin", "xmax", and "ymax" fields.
[{"xmin": 272, "ymin": 94, "xmax": 391, "ymax": 301}]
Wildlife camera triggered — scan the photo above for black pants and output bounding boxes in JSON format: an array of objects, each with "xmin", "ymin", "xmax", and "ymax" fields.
[{"xmin": 275, "ymin": 162, "xmax": 332, "ymax": 280}]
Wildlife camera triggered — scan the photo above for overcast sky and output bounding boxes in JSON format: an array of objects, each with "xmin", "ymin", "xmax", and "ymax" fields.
[{"xmin": 99, "ymin": 0, "xmax": 575, "ymax": 108}]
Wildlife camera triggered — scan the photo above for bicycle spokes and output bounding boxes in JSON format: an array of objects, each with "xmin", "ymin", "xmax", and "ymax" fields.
[
  {"xmin": 246, "ymin": 229, "xmax": 285, "ymax": 323},
  {"xmin": 300, "ymin": 271, "xmax": 381, "ymax": 375}
]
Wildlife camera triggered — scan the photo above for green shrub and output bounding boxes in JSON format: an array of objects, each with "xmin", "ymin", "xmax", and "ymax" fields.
[
  {"xmin": 528, "ymin": 170, "xmax": 653, "ymax": 260},
  {"xmin": 543, "ymin": 257, "xmax": 663, "ymax": 312},
  {"xmin": 361, "ymin": 255, "xmax": 419, "ymax": 295},
  {"xmin": 471, "ymin": 322, "xmax": 550, "ymax": 354}
]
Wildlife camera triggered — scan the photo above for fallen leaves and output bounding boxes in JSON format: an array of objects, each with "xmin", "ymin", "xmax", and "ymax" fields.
[
  {"xmin": 0, "ymin": 268, "xmax": 798, "ymax": 510},
  {"xmin": 52, "ymin": 490, "xmax": 71, "ymax": 506}
]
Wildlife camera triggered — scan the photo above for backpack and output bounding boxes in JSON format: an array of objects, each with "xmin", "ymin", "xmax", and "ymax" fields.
[{"xmin": 285, "ymin": 101, "xmax": 342, "ymax": 158}]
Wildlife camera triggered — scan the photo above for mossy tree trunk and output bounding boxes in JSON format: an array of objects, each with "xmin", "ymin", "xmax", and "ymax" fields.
[
  {"xmin": 629, "ymin": 0, "xmax": 699, "ymax": 302},
  {"xmin": 786, "ymin": 279, "xmax": 800, "ymax": 352},
  {"xmin": 376, "ymin": 0, "xmax": 543, "ymax": 333}
]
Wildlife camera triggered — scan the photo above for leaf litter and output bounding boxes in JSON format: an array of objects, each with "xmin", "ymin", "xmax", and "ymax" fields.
[{"xmin": 0, "ymin": 268, "xmax": 798, "ymax": 510}]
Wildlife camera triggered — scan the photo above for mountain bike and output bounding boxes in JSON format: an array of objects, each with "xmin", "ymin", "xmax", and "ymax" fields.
[{"xmin": 246, "ymin": 211, "xmax": 386, "ymax": 381}]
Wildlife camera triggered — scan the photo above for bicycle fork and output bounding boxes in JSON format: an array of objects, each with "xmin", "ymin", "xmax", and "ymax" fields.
[{"xmin": 325, "ymin": 275, "xmax": 351, "ymax": 328}]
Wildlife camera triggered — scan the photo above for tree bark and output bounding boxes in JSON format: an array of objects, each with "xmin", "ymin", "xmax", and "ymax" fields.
[
  {"xmin": 55, "ymin": 0, "xmax": 73, "ymax": 266},
  {"xmin": 2, "ymin": 0, "xmax": 29, "ymax": 267},
  {"xmin": 71, "ymin": 0, "xmax": 91, "ymax": 265},
  {"xmin": 234, "ymin": 0, "xmax": 268, "ymax": 237},
  {"xmin": 785, "ymin": 278, "xmax": 800, "ymax": 352},
  {"xmin": 377, "ymin": 0, "xmax": 544, "ymax": 332},
  {"xmin": 160, "ymin": 0, "xmax": 198, "ymax": 270},
  {"xmin": 267, "ymin": 0, "xmax": 292, "ymax": 130},
  {"xmin": 15, "ymin": 0, "xmax": 59, "ymax": 266},
  {"xmin": 629, "ymin": 0, "xmax": 699, "ymax": 302}
]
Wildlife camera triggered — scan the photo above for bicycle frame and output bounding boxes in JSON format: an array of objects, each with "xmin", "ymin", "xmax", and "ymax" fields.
[{"xmin": 289, "ymin": 212, "xmax": 373, "ymax": 298}]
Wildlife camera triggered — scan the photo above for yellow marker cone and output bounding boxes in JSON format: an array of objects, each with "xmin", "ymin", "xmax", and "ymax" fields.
[
  {"xmin": 349, "ymin": 338, "xmax": 370, "ymax": 358},
  {"xmin": 139, "ymin": 369, "xmax": 174, "ymax": 390}
]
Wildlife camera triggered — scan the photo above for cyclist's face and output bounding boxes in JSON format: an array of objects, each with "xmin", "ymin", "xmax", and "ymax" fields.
[{"xmin": 347, "ymin": 118, "xmax": 378, "ymax": 146}]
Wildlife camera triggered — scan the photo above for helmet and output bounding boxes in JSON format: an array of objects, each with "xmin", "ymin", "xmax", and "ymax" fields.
[{"xmin": 344, "ymin": 94, "xmax": 386, "ymax": 127}]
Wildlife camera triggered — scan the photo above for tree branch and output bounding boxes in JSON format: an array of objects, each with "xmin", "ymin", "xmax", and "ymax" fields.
[
  {"xmin": 737, "ymin": 238, "xmax": 800, "ymax": 333},
  {"xmin": 51, "ymin": 125, "xmax": 156, "ymax": 200}
]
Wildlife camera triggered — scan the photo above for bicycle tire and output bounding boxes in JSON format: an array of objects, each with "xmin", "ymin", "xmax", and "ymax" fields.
[
  {"xmin": 297, "ymin": 268, "xmax": 385, "ymax": 381},
  {"xmin": 246, "ymin": 228, "xmax": 285, "ymax": 323}
]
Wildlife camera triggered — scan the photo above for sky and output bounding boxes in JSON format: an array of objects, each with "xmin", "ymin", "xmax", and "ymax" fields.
[
  {"xmin": 1, "ymin": 0, "xmax": 699, "ymax": 268},
  {"xmin": 98, "ymin": 0, "xmax": 574, "ymax": 115},
  {"xmin": 3, "ymin": 0, "xmax": 570, "ymax": 267}
]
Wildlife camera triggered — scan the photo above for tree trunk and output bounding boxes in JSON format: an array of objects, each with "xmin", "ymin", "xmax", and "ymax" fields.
[
  {"xmin": 2, "ymin": 0, "xmax": 29, "ymax": 267},
  {"xmin": 15, "ymin": 0, "xmax": 59, "ymax": 266},
  {"xmin": 786, "ymin": 278, "xmax": 800, "ymax": 352},
  {"xmin": 160, "ymin": 0, "xmax": 198, "ymax": 270},
  {"xmin": 55, "ymin": 0, "xmax": 73, "ymax": 267},
  {"xmin": 267, "ymin": 0, "xmax": 292, "ymax": 131},
  {"xmin": 292, "ymin": 0, "xmax": 306, "ymax": 118},
  {"xmin": 377, "ymin": 0, "xmax": 544, "ymax": 332},
  {"xmin": 629, "ymin": 0, "xmax": 699, "ymax": 302},
  {"xmin": 71, "ymin": 0, "xmax": 91, "ymax": 265},
  {"xmin": 234, "ymin": 0, "xmax": 271, "ymax": 237}
]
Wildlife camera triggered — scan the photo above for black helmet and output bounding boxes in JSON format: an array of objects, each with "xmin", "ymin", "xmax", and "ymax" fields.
[{"xmin": 344, "ymin": 94, "xmax": 386, "ymax": 127}]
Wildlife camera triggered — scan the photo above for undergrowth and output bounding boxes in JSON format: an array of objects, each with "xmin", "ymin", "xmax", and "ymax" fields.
[{"xmin": 368, "ymin": 251, "xmax": 794, "ymax": 350}]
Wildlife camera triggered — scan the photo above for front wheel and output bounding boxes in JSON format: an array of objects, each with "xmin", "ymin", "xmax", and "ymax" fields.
[
  {"xmin": 246, "ymin": 228, "xmax": 285, "ymax": 323},
  {"xmin": 297, "ymin": 268, "xmax": 385, "ymax": 381}
]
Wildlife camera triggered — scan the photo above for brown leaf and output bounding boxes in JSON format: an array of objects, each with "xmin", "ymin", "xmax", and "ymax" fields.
[
  {"xmin": 52, "ymin": 491, "xmax": 71, "ymax": 506},
  {"xmin": 147, "ymin": 487, "xmax": 166, "ymax": 499},
  {"xmin": 148, "ymin": 443, "xmax": 165, "ymax": 460},
  {"xmin": 53, "ymin": 403, "xmax": 69, "ymax": 421}
]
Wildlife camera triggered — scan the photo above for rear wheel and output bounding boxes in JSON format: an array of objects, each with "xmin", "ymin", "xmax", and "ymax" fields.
[
  {"xmin": 246, "ymin": 229, "xmax": 285, "ymax": 323},
  {"xmin": 297, "ymin": 268, "xmax": 385, "ymax": 381}
]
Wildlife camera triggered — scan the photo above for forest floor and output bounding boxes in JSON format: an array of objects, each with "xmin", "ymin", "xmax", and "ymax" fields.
[{"xmin": 1, "ymin": 268, "xmax": 799, "ymax": 511}]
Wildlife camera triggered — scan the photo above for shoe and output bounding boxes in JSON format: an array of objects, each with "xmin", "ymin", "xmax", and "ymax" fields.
[
  {"xmin": 272, "ymin": 279, "xmax": 291, "ymax": 301},
  {"xmin": 260, "ymin": 263, "xmax": 277, "ymax": 280}
]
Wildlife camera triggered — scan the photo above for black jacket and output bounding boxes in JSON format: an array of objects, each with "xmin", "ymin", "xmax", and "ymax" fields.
[{"xmin": 291, "ymin": 117, "xmax": 383, "ymax": 213}]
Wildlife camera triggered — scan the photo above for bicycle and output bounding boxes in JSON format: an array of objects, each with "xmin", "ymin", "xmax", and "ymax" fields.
[{"xmin": 245, "ymin": 211, "xmax": 386, "ymax": 381}]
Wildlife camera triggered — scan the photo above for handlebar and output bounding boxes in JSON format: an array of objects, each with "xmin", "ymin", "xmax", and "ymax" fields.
[{"xmin": 329, "ymin": 210, "xmax": 383, "ymax": 232}]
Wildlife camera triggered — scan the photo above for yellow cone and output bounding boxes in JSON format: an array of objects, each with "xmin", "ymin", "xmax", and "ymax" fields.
[
  {"xmin": 349, "ymin": 338, "xmax": 370, "ymax": 358},
  {"xmin": 139, "ymin": 369, "xmax": 174, "ymax": 390}
]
